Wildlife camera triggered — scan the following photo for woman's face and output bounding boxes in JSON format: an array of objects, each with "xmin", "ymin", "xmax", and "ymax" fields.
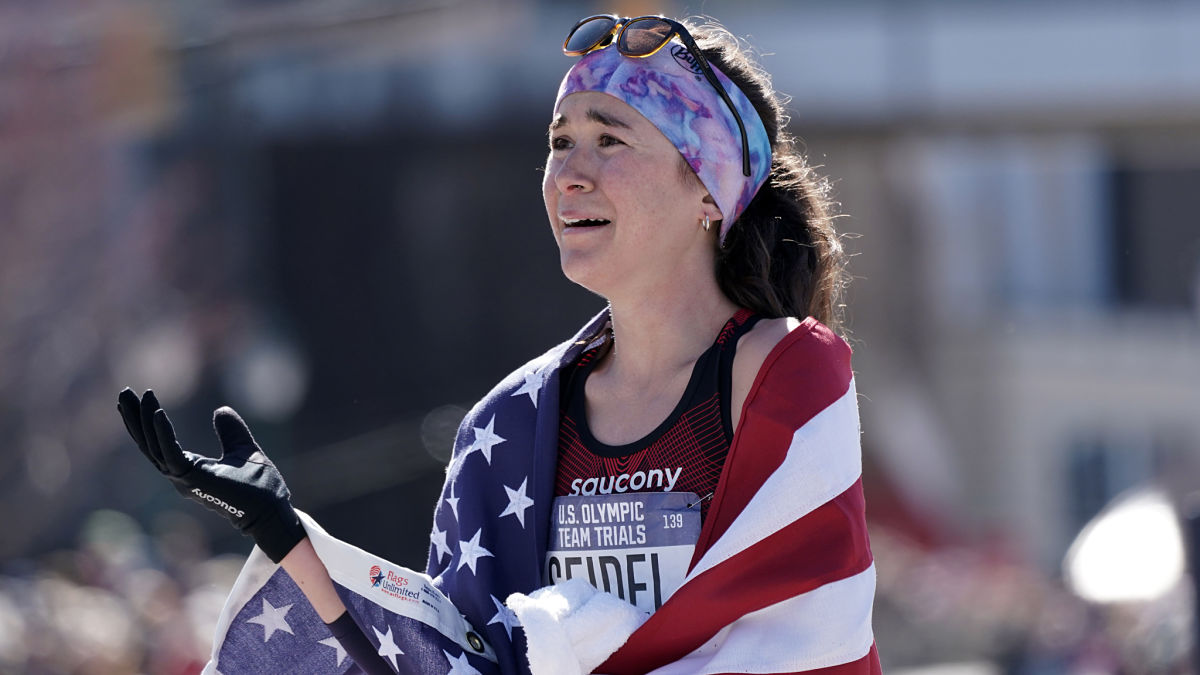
[{"xmin": 543, "ymin": 91, "xmax": 717, "ymax": 299}]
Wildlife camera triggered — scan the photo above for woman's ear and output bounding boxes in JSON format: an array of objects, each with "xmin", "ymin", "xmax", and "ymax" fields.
[{"xmin": 701, "ymin": 194, "xmax": 724, "ymax": 229}]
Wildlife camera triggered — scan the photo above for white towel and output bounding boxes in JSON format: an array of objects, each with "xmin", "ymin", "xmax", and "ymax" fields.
[{"xmin": 507, "ymin": 579, "xmax": 647, "ymax": 675}]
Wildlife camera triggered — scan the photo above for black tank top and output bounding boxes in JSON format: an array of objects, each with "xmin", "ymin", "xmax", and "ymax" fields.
[{"xmin": 555, "ymin": 309, "xmax": 763, "ymax": 522}]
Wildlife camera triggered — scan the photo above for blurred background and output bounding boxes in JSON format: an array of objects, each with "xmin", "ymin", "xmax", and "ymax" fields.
[{"xmin": 1, "ymin": 0, "xmax": 1198, "ymax": 672}]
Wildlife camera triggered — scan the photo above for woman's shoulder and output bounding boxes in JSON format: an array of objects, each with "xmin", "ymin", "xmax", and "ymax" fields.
[
  {"xmin": 740, "ymin": 315, "xmax": 851, "ymax": 378},
  {"xmin": 736, "ymin": 316, "xmax": 800, "ymax": 364},
  {"xmin": 730, "ymin": 316, "xmax": 852, "ymax": 428}
]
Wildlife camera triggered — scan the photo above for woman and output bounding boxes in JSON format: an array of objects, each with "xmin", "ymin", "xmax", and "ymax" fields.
[{"xmin": 118, "ymin": 14, "xmax": 879, "ymax": 675}]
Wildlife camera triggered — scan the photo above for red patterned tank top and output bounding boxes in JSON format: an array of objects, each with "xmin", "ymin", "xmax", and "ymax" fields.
[{"xmin": 555, "ymin": 310, "xmax": 762, "ymax": 522}]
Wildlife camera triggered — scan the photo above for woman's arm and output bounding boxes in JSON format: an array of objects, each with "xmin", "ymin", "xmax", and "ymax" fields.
[
  {"xmin": 281, "ymin": 539, "xmax": 398, "ymax": 674},
  {"xmin": 280, "ymin": 537, "xmax": 346, "ymax": 622}
]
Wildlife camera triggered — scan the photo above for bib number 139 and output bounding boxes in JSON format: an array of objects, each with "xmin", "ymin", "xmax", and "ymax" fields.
[{"xmin": 663, "ymin": 513, "xmax": 686, "ymax": 529}]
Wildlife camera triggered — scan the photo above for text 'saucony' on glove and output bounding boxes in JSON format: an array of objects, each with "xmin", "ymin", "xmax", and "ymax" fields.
[{"xmin": 117, "ymin": 388, "xmax": 306, "ymax": 563}]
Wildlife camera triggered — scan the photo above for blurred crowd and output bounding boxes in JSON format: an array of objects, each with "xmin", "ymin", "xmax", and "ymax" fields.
[
  {"xmin": 0, "ymin": 509, "xmax": 239, "ymax": 674},
  {"xmin": 871, "ymin": 527, "xmax": 1195, "ymax": 674}
]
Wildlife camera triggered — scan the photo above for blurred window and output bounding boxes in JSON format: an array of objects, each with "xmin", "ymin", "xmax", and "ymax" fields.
[
  {"xmin": 912, "ymin": 134, "xmax": 1109, "ymax": 320},
  {"xmin": 1108, "ymin": 165, "xmax": 1200, "ymax": 310}
]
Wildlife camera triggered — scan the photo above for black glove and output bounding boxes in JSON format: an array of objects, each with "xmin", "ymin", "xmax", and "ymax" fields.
[{"xmin": 117, "ymin": 388, "xmax": 306, "ymax": 563}]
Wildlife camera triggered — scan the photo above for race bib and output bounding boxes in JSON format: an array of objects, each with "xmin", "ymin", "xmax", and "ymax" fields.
[{"xmin": 545, "ymin": 492, "xmax": 701, "ymax": 614}]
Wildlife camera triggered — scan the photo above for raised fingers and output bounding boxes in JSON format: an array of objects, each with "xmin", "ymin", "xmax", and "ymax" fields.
[
  {"xmin": 152, "ymin": 408, "xmax": 194, "ymax": 477},
  {"xmin": 137, "ymin": 390, "xmax": 169, "ymax": 470},
  {"xmin": 118, "ymin": 388, "xmax": 166, "ymax": 472}
]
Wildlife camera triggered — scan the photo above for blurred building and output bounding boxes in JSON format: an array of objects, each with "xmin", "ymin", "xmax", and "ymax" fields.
[{"xmin": 2, "ymin": 0, "xmax": 1199, "ymax": 671}]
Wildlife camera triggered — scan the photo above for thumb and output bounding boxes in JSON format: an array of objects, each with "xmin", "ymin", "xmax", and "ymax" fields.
[{"xmin": 212, "ymin": 406, "xmax": 260, "ymax": 458}]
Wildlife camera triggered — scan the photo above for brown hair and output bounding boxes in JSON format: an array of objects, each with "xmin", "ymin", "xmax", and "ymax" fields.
[{"xmin": 688, "ymin": 19, "xmax": 848, "ymax": 332}]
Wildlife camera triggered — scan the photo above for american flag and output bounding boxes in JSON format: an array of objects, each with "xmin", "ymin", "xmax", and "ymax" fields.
[
  {"xmin": 209, "ymin": 310, "xmax": 879, "ymax": 674},
  {"xmin": 204, "ymin": 513, "xmax": 497, "ymax": 674}
]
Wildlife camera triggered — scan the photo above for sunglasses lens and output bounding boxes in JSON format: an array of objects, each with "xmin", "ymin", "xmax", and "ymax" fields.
[
  {"xmin": 565, "ymin": 17, "xmax": 618, "ymax": 54},
  {"xmin": 618, "ymin": 17, "xmax": 674, "ymax": 55}
]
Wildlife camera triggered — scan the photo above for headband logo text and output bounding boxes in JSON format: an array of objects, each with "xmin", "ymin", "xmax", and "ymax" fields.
[{"xmin": 669, "ymin": 44, "xmax": 705, "ymax": 76}]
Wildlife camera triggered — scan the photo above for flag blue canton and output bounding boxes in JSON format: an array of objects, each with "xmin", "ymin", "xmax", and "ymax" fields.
[
  {"xmin": 212, "ymin": 566, "xmax": 492, "ymax": 674},
  {"xmin": 216, "ymin": 568, "xmax": 343, "ymax": 673}
]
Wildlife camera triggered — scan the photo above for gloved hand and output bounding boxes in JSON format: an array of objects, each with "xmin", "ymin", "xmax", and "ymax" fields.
[{"xmin": 117, "ymin": 388, "xmax": 306, "ymax": 563}]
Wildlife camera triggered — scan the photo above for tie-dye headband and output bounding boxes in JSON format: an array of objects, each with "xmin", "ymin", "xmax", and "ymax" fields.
[{"xmin": 556, "ymin": 40, "xmax": 772, "ymax": 242}]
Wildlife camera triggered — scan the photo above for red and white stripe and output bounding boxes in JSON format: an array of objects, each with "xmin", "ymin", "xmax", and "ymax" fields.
[{"xmin": 600, "ymin": 319, "xmax": 880, "ymax": 675}]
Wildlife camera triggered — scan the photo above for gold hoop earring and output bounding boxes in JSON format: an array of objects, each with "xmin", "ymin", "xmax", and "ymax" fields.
[{"xmin": 702, "ymin": 214, "xmax": 711, "ymax": 232}]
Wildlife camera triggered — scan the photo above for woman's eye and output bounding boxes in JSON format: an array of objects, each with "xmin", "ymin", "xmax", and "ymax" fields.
[{"xmin": 548, "ymin": 134, "xmax": 621, "ymax": 150}]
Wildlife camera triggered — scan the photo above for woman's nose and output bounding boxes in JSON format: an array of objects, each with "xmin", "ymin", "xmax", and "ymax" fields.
[{"xmin": 553, "ymin": 149, "xmax": 594, "ymax": 194}]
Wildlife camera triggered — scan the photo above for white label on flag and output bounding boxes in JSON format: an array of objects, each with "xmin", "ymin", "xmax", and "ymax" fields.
[
  {"xmin": 545, "ymin": 492, "xmax": 701, "ymax": 614},
  {"xmin": 296, "ymin": 511, "xmax": 497, "ymax": 662}
]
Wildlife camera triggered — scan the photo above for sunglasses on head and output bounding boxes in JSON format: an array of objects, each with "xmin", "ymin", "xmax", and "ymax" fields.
[{"xmin": 563, "ymin": 14, "xmax": 752, "ymax": 177}]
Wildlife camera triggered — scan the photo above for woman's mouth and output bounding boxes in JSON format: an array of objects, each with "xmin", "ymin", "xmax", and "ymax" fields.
[{"xmin": 563, "ymin": 218, "xmax": 611, "ymax": 228}]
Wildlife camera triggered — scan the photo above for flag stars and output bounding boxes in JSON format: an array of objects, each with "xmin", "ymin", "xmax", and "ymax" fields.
[
  {"xmin": 373, "ymin": 625, "xmax": 404, "ymax": 669},
  {"xmin": 499, "ymin": 478, "xmax": 535, "ymax": 528},
  {"xmin": 444, "ymin": 481, "xmax": 460, "ymax": 521},
  {"xmin": 317, "ymin": 636, "xmax": 347, "ymax": 666},
  {"xmin": 444, "ymin": 649, "xmax": 483, "ymax": 675},
  {"xmin": 245, "ymin": 597, "xmax": 294, "ymax": 642},
  {"xmin": 488, "ymin": 595, "xmax": 520, "ymax": 640},
  {"xmin": 510, "ymin": 368, "xmax": 545, "ymax": 408},
  {"xmin": 431, "ymin": 524, "xmax": 451, "ymax": 563},
  {"xmin": 467, "ymin": 415, "xmax": 506, "ymax": 465},
  {"xmin": 456, "ymin": 529, "xmax": 494, "ymax": 575}
]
